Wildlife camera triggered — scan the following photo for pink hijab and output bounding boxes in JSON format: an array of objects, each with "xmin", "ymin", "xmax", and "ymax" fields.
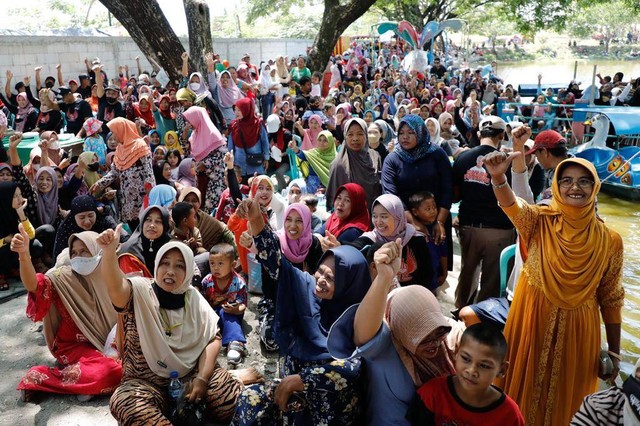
[
  {"xmin": 301, "ymin": 114, "xmax": 323, "ymax": 150},
  {"xmin": 362, "ymin": 194, "xmax": 418, "ymax": 247},
  {"xmin": 278, "ymin": 203, "xmax": 313, "ymax": 264},
  {"xmin": 182, "ymin": 106, "xmax": 224, "ymax": 161}
]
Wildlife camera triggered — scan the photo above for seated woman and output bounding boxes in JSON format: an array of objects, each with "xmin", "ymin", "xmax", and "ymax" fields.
[
  {"xmin": 278, "ymin": 203, "xmax": 323, "ymax": 273},
  {"xmin": 328, "ymin": 240, "xmax": 464, "ymax": 425},
  {"xmin": 11, "ymin": 228, "xmax": 122, "ymax": 402},
  {"xmin": 316, "ymin": 183, "xmax": 370, "ymax": 245},
  {"xmin": 285, "ymin": 178, "xmax": 308, "ymax": 204},
  {"xmin": 288, "ymin": 130, "xmax": 337, "ymax": 194},
  {"xmin": 53, "ymin": 195, "xmax": 118, "ymax": 259},
  {"xmin": 0, "ymin": 182, "xmax": 35, "ymax": 289},
  {"xmin": 97, "ymin": 228, "xmax": 260, "ymax": 425},
  {"xmin": 232, "ymin": 198, "xmax": 367, "ymax": 425},
  {"xmin": 178, "ymin": 187, "xmax": 236, "ymax": 252},
  {"xmin": 346, "ymin": 194, "xmax": 433, "ymax": 288},
  {"xmin": 117, "ymin": 206, "xmax": 172, "ymax": 278}
]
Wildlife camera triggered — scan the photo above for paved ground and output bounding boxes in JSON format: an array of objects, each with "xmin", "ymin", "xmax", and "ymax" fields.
[{"xmin": 0, "ymin": 257, "xmax": 461, "ymax": 426}]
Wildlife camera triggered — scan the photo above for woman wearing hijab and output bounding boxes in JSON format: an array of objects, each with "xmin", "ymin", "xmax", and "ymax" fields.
[
  {"xmin": 213, "ymin": 70, "xmax": 245, "ymax": 122},
  {"xmin": 381, "ymin": 115, "xmax": 452, "ymax": 255},
  {"xmin": 483, "ymin": 150, "xmax": 624, "ymax": 426},
  {"xmin": 182, "ymin": 106, "xmax": 227, "ymax": 212},
  {"xmin": 333, "ymin": 102, "xmax": 352, "ymax": 143},
  {"xmin": 163, "ymin": 130, "xmax": 183, "ymax": 154},
  {"xmin": 6, "ymin": 92, "xmax": 38, "ymax": 132},
  {"xmin": 132, "ymin": 93, "xmax": 156, "ymax": 129},
  {"xmin": 152, "ymin": 94, "xmax": 177, "ymax": 137},
  {"xmin": 90, "ymin": 117, "xmax": 155, "ymax": 230},
  {"xmin": 118, "ymin": 206, "xmax": 172, "ymax": 278},
  {"xmin": 53, "ymin": 195, "xmax": 118, "ymax": 259},
  {"xmin": 0, "ymin": 182, "xmax": 35, "ymax": 289},
  {"xmin": 274, "ymin": 56, "xmax": 291, "ymax": 98},
  {"xmin": 35, "ymin": 89, "xmax": 63, "ymax": 133},
  {"xmin": 187, "ymin": 71, "xmax": 212, "ymax": 99},
  {"xmin": 178, "ymin": 187, "xmax": 236, "ymax": 252},
  {"xmin": 147, "ymin": 184, "xmax": 177, "ymax": 209},
  {"xmin": 328, "ymin": 256, "xmax": 463, "ymax": 425},
  {"xmin": 317, "ymin": 183, "xmax": 370, "ymax": 245},
  {"xmin": 11, "ymin": 229, "xmax": 122, "ymax": 402},
  {"xmin": 326, "ymin": 118, "xmax": 382, "ymax": 210},
  {"xmin": 232, "ymin": 198, "xmax": 366, "ymax": 425},
  {"xmin": 278, "ymin": 203, "xmax": 323, "ymax": 273},
  {"xmin": 341, "ymin": 194, "xmax": 434, "ymax": 288},
  {"xmin": 289, "ymin": 130, "xmax": 336, "ymax": 194},
  {"xmin": 228, "ymin": 98, "xmax": 269, "ymax": 179},
  {"xmin": 258, "ymin": 63, "xmax": 278, "ymax": 119},
  {"xmin": 98, "ymin": 228, "xmax": 255, "ymax": 425},
  {"xmin": 177, "ymin": 157, "xmax": 197, "ymax": 188},
  {"xmin": 438, "ymin": 111, "xmax": 466, "ymax": 157},
  {"xmin": 33, "ymin": 166, "xmax": 61, "ymax": 260},
  {"xmin": 40, "ymin": 131, "xmax": 68, "ymax": 167},
  {"xmin": 297, "ymin": 114, "xmax": 323, "ymax": 151}
]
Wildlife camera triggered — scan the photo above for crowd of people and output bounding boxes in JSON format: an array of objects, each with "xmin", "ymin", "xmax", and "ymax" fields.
[{"xmin": 0, "ymin": 40, "xmax": 637, "ymax": 426}]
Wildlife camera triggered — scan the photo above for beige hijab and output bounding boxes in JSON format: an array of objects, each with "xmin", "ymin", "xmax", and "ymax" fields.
[
  {"xmin": 130, "ymin": 241, "xmax": 219, "ymax": 378},
  {"xmin": 44, "ymin": 231, "xmax": 117, "ymax": 353},
  {"xmin": 384, "ymin": 286, "xmax": 457, "ymax": 386}
]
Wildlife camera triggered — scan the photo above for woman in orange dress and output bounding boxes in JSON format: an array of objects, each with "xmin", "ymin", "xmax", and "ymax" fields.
[{"xmin": 483, "ymin": 136, "xmax": 624, "ymax": 426}]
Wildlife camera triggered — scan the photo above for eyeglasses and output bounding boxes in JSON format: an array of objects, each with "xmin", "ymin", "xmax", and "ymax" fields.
[
  {"xmin": 557, "ymin": 177, "xmax": 595, "ymax": 189},
  {"xmin": 420, "ymin": 331, "xmax": 449, "ymax": 349}
]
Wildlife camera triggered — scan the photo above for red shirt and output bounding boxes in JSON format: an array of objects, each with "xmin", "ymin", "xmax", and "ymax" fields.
[{"xmin": 407, "ymin": 375, "xmax": 524, "ymax": 426}]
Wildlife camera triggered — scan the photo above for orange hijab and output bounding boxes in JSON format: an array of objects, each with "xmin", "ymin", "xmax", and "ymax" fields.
[
  {"xmin": 534, "ymin": 158, "xmax": 612, "ymax": 309},
  {"xmin": 108, "ymin": 117, "xmax": 151, "ymax": 171}
]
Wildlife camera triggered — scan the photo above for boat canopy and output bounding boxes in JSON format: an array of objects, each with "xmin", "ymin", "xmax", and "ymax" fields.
[{"xmin": 574, "ymin": 107, "xmax": 640, "ymax": 136}]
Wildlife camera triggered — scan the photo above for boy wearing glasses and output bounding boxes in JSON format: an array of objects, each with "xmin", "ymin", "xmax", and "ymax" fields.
[{"xmin": 407, "ymin": 323, "xmax": 524, "ymax": 425}]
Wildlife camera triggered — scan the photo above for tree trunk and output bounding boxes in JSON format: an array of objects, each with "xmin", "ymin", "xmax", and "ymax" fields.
[
  {"xmin": 307, "ymin": 0, "xmax": 378, "ymax": 72},
  {"xmin": 98, "ymin": 0, "xmax": 186, "ymax": 83},
  {"xmin": 183, "ymin": 0, "xmax": 213, "ymax": 77}
]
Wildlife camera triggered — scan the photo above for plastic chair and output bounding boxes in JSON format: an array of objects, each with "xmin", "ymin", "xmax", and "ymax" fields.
[{"xmin": 499, "ymin": 244, "xmax": 516, "ymax": 297}]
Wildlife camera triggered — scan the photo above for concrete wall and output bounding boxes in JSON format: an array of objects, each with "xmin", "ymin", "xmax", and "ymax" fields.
[{"xmin": 0, "ymin": 36, "xmax": 312, "ymax": 86}]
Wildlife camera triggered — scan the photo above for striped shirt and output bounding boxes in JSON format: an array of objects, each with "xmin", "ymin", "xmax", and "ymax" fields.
[{"xmin": 570, "ymin": 386, "xmax": 625, "ymax": 425}]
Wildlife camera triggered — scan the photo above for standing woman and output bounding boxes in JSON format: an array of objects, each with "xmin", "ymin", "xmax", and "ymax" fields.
[
  {"xmin": 274, "ymin": 56, "xmax": 291, "ymax": 98},
  {"xmin": 228, "ymin": 98, "xmax": 269, "ymax": 180},
  {"xmin": 182, "ymin": 106, "xmax": 227, "ymax": 213},
  {"xmin": 97, "ymin": 228, "xmax": 255, "ymax": 425},
  {"xmin": 381, "ymin": 115, "xmax": 453, "ymax": 261},
  {"xmin": 90, "ymin": 117, "xmax": 155, "ymax": 230},
  {"xmin": 326, "ymin": 117, "xmax": 382, "ymax": 210},
  {"xmin": 483, "ymin": 148, "xmax": 624, "ymax": 426},
  {"xmin": 214, "ymin": 70, "xmax": 245, "ymax": 123}
]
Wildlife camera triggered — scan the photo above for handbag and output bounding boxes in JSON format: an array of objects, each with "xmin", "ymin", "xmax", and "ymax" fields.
[{"xmin": 235, "ymin": 132, "xmax": 264, "ymax": 166}]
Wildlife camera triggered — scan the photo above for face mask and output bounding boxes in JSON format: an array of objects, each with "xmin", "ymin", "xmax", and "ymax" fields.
[
  {"xmin": 70, "ymin": 252, "xmax": 102, "ymax": 276},
  {"xmin": 49, "ymin": 140, "xmax": 60, "ymax": 150},
  {"xmin": 88, "ymin": 162, "xmax": 100, "ymax": 172},
  {"xmin": 32, "ymin": 164, "xmax": 40, "ymax": 172},
  {"xmin": 107, "ymin": 97, "xmax": 118, "ymax": 105},
  {"xmin": 189, "ymin": 82, "xmax": 201, "ymax": 91},
  {"xmin": 45, "ymin": 81, "xmax": 55, "ymax": 89}
]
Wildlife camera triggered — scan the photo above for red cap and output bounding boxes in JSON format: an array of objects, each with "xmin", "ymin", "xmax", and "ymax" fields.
[{"xmin": 526, "ymin": 130, "xmax": 566, "ymax": 155}]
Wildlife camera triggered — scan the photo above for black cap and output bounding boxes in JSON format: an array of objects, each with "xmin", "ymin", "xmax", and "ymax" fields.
[
  {"xmin": 78, "ymin": 73, "xmax": 89, "ymax": 80},
  {"xmin": 105, "ymin": 84, "xmax": 120, "ymax": 93},
  {"xmin": 58, "ymin": 86, "xmax": 72, "ymax": 96},
  {"xmin": 45, "ymin": 75, "xmax": 56, "ymax": 82}
]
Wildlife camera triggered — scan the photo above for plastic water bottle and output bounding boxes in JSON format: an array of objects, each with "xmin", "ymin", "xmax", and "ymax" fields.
[{"xmin": 168, "ymin": 371, "xmax": 183, "ymax": 400}]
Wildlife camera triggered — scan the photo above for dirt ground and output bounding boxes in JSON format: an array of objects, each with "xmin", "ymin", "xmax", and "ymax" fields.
[{"xmin": 0, "ymin": 260, "xmax": 460, "ymax": 426}]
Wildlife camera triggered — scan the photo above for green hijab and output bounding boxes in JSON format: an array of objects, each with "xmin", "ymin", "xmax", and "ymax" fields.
[{"xmin": 303, "ymin": 130, "xmax": 336, "ymax": 186}]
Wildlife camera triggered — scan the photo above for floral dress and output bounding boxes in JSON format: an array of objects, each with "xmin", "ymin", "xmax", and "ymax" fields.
[
  {"xmin": 232, "ymin": 228, "xmax": 362, "ymax": 426},
  {"xmin": 18, "ymin": 273, "xmax": 122, "ymax": 396},
  {"xmin": 94, "ymin": 155, "xmax": 155, "ymax": 223}
]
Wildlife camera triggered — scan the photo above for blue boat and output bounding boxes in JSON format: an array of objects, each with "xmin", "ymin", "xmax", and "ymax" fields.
[{"xmin": 571, "ymin": 107, "xmax": 640, "ymax": 200}]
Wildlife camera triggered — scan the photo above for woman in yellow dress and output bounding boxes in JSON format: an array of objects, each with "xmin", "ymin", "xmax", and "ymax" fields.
[{"xmin": 482, "ymin": 127, "xmax": 624, "ymax": 426}]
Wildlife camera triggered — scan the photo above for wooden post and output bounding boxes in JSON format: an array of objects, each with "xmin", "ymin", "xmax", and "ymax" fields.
[{"xmin": 573, "ymin": 60, "xmax": 578, "ymax": 80}]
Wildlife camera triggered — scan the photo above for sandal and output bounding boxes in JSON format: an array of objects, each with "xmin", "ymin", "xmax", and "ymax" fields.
[
  {"xmin": 0, "ymin": 276, "xmax": 9, "ymax": 291},
  {"xmin": 227, "ymin": 341, "xmax": 247, "ymax": 365}
]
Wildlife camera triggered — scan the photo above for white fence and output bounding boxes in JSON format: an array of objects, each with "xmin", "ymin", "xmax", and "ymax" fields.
[{"xmin": 0, "ymin": 36, "xmax": 312, "ymax": 84}]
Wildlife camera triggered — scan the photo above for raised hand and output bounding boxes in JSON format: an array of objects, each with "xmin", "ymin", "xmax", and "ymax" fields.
[
  {"xmin": 373, "ymin": 238, "xmax": 402, "ymax": 281},
  {"xmin": 511, "ymin": 125, "xmax": 532, "ymax": 151},
  {"xmin": 9, "ymin": 222, "xmax": 30, "ymax": 255},
  {"xmin": 96, "ymin": 224, "xmax": 123, "ymax": 254},
  {"xmin": 9, "ymin": 133, "xmax": 23, "ymax": 149},
  {"xmin": 181, "ymin": 52, "xmax": 189, "ymax": 61},
  {"xmin": 55, "ymin": 64, "xmax": 61, "ymax": 70},
  {"xmin": 34, "ymin": 66, "xmax": 43, "ymax": 72},
  {"xmin": 223, "ymin": 151, "xmax": 235, "ymax": 169},
  {"xmin": 23, "ymin": 76, "xmax": 31, "ymax": 85}
]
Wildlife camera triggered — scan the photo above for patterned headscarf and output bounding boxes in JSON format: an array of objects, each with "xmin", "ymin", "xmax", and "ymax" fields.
[{"xmin": 394, "ymin": 115, "xmax": 435, "ymax": 164}]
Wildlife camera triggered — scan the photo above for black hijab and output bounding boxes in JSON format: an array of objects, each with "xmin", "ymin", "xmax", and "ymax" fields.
[
  {"xmin": 0, "ymin": 182, "xmax": 20, "ymax": 238},
  {"xmin": 118, "ymin": 205, "xmax": 172, "ymax": 273},
  {"xmin": 153, "ymin": 160, "xmax": 172, "ymax": 186}
]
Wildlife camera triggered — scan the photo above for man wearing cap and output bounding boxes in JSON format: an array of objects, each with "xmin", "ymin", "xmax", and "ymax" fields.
[
  {"xmin": 84, "ymin": 57, "xmax": 108, "ymax": 86},
  {"xmin": 241, "ymin": 53, "xmax": 259, "ymax": 77},
  {"xmin": 525, "ymin": 129, "xmax": 571, "ymax": 201},
  {"xmin": 95, "ymin": 65, "xmax": 124, "ymax": 135},
  {"xmin": 52, "ymin": 86, "xmax": 92, "ymax": 136},
  {"xmin": 452, "ymin": 115, "xmax": 516, "ymax": 310}
]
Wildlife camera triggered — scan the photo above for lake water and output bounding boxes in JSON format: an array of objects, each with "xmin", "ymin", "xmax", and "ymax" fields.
[{"xmin": 499, "ymin": 60, "xmax": 640, "ymax": 374}]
